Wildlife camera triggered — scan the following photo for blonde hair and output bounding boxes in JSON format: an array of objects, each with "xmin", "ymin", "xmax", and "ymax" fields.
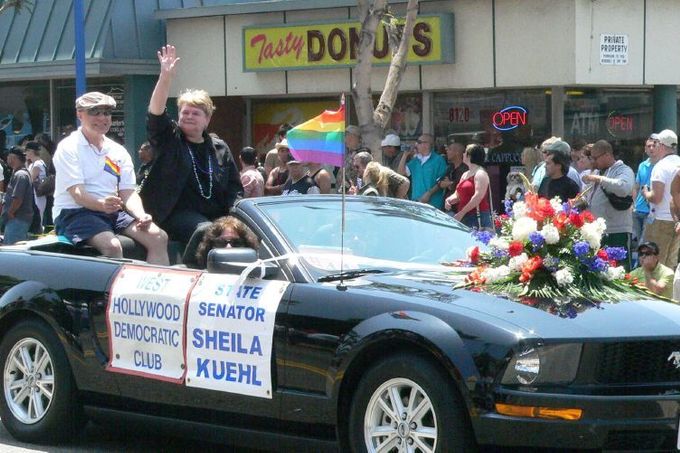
[
  {"xmin": 520, "ymin": 146, "xmax": 541, "ymax": 177},
  {"xmin": 363, "ymin": 162, "xmax": 389, "ymax": 196},
  {"xmin": 177, "ymin": 89, "xmax": 215, "ymax": 116}
]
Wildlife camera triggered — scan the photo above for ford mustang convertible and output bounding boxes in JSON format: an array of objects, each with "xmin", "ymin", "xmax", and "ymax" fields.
[{"xmin": 0, "ymin": 196, "xmax": 679, "ymax": 452}]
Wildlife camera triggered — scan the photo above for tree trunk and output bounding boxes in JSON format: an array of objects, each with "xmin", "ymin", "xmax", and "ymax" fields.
[{"xmin": 352, "ymin": 0, "xmax": 419, "ymax": 160}]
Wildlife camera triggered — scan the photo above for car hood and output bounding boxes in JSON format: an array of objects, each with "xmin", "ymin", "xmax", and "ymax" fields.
[{"xmin": 360, "ymin": 269, "xmax": 680, "ymax": 341}]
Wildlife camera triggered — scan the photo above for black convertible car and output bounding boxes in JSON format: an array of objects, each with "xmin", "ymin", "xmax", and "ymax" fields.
[{"xmin": 0, "ymin": 196, "xmax": 679, "ymax": 452}]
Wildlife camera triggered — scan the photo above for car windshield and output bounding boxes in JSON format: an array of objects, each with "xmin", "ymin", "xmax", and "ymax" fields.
[{"xmin": 257, "ymin": 198, "xmax": 476, "ymax": 273}]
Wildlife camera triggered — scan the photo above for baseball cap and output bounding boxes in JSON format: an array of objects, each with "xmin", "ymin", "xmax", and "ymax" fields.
[
  {"xmin": 75, "ymin": 92, "xmax": 116, "ymax": 110},
  {"xmin": 655, "ymin": 129, "xmax": 677, "ymax": 148},
  {"xmin": 381, "ymin": 134, "xmax": 401, "ymax": 147},
  {"xmin": 637, "ymin": 241, "xmax": 660, "ymax": 255},
  {"xmin": 545, "ymin": 139, "xmax": 571, "ymax": 155},
  {"xmin": 275, "ymin": 138, "xmax": 290, "ymax": 150}
]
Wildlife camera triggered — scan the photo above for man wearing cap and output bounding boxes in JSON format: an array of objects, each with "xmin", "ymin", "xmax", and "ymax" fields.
[
  {"xmin": 143, "ymin": 45, "xmax": 243, "ymax": 267},
  {"xmin": 381, "ymin": 134, "xmax": 404, "ymax": 172},
  {"xmin": 52, "ymin": 92, "xmax": 169, "ymax": 264},
  {"xmin": 630, "ymin": 241, "xmax": 674, "ymax": 299},
  {"xmin": 281, "ymin": 157, "xmax": 320, "ymax": 195},
  {"xmin": 1, "ymin": 147, "xmax": 34, "ymax": 244},
  {"xmin": 538, "ymin": 142, "xmax": 580, "ymax": 202},
  {"xmin": 531, "ymin": 137, "xmax": 582, "ymax": 191},
  {"xmin": 642, "ymin": 129, "xmax": 680, "ymax": 269},
  {"xmin": 264, "ymin": 123, "xmax": 292, "ymax": 178},
  {"xmin": 265, "ymin": 139, "xmax": 291, "ymax": 195}
]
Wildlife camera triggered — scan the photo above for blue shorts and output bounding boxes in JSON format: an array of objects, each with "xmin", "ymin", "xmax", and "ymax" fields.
[{"xmin": 55, "ymin": 208, "xmax": 135, "ymax": 245}]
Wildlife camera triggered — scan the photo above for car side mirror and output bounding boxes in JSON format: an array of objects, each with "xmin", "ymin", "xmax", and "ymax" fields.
[{"xmin": 206, "ymin": 248, "xmax": 279, "ymax": 279}]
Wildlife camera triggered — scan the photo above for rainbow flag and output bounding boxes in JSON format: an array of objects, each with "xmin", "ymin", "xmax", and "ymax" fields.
[
  {"xmin": 104, "ymin": 156, "xmax": 121, "ymax": 180},
  {"xmin": 286, "ymin": 102, "xmax": 345, "ymax": 167}
]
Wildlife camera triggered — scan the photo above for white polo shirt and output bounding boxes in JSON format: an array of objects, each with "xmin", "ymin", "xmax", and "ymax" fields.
[
  {"xmin": 52, "ymin": 129, "xmax": 136, "ymax": 220},
  {"xmin": 649, "ymin": 153, "xmax": 680, "ymax": 221}
]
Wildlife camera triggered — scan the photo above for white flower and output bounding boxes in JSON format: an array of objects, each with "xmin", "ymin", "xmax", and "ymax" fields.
[
  {"xmin": 541, "ymin": 224, "xmax": 560, "ymax": 245},
  {"xmin": 604, "ymin": 266, "xmax": 626, "ymax": 281},
  {"xmin": 512, "ymin": 217, "xmax": 538, "ymax": 241},
  {"xmin": 509, "ymin": 253, "xmax": 528, "ymax": 271},
  {"xmin": 553, "ymin": 268, "xmax": 574, "ymax": 287},
  {"xmin": 549, "ymin": 197, "xmax": 563, "ymax": 212},
  {"xmin": 482, "ymin": 265, "xmax": 511, "ymax": 283},
  {"xmin": 580, "ymin": 219, "xmax": 606, "ymax": 249},
  {"xmin": 489, "ymin": 237, "xmax": 509, "ymax": 250},
  {"xmin": 512, "ymin": 201, "xmax": 528, "ymax": 219}
]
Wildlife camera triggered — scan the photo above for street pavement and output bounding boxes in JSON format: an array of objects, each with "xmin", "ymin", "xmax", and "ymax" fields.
[{"xmin": 0, "ymin": 419, "xmax": 263, "ymax": 453}]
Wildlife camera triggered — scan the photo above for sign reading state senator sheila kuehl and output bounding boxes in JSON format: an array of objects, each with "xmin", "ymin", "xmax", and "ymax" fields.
[{"xmin": 186, "ymin": 274, "xmax": 288, "ymax": 399}]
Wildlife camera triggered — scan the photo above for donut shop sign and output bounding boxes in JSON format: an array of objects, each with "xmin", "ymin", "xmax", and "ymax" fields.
[{"xmin": 243, "ymin": 14, "xmax": 454, "ymax": 71}]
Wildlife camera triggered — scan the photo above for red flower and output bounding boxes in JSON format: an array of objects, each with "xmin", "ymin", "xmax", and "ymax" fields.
[
  {"xmin": 494, "ymin": 217, "xmax": 503, "ymax": 229},
  {"xmin": 508, "ymin": 241, "xmax": 524, "ymax": 257},
  {"xmin": 624, "ymin": 273, "xmax": 631, "ymax": 280},
  {"xmin": 597, "ymin": 249, "xmax": 609, "ymax": 260},
  {"xmin": 553, "ymin": 212, "xmax": 569, "ymax": 230},
  {"xmin": 528, "ymin": 197, "xmax": 555, "ymax": 222},
  {"xmin": 569, "ymin": 211, "xmax": 584, "ymax": 228},
  {"xmin": 608, "ymin": 259, "xmax": 618, "ymax": 267},
  {"xmin": 466, "ymin": 266, "xmax": 486, "ymax": 285},
  {"xmin": 519, "ymin": 256, "xmax": 543, "ymax": 282},
  {"xmin": 468, "ymin": 246, "xmax": 480, "ymax": 264},
  {"xmin": 581, "ymin": 211, "xmax": 595, "ymax": 223}
]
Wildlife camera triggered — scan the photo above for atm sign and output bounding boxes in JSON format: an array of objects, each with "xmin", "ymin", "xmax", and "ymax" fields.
[{"xmin": 492, "ymin": 106, "xmax": 528, "ymax": 131}]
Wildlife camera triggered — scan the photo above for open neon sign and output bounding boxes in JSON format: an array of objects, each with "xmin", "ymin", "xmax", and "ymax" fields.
[{"xmin": 492, "ymin": 106, "xmax": 528, "ymax": 131}]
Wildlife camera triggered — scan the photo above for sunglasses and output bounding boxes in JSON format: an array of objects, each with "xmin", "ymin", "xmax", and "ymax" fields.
[
  {"xmin": 416, "ymin": 139, "xmax": 429, "ymax": 145},
  {"xmin": 213, "ymin": 238, "xmax": 246, "ymax": 248},
  {"xmin": 86, "ymin": 107, "xmax": 113, "ymax": 117}
]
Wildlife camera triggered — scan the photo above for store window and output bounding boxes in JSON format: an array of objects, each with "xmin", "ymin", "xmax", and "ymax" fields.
[
  {"xmin": 563, "ymin": 88, "xmax": 652, "ymax": 169},
  {"xmin": 433, "ymin": 90, "xmax": 551, "ymax": 212},
  {"xmin": 0, "ymin": 81, "xmax": 50, "ymax": 151}
]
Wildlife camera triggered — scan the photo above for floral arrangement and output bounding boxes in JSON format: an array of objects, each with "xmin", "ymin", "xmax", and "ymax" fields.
[{"xmin": 459, "ymin": 193, "xmax": 655, "ymax": 300}]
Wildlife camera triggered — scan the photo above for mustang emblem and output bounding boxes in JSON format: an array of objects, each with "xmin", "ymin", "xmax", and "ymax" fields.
[{"xmin": 668, "ymin": 351, "xmax": 680, "ymax": 369}]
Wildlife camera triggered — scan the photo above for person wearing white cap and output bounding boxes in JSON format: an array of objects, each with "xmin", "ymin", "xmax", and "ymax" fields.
[
  {"xmin": 642, "ymin": 129, "xmax": 680, "ymax": 269},
  {"xmin": 380, "ymin": 133, "xmax": 403, "ymax": 172},
  {"xmin": 52, "ymin": 92, "xmax": 169, "ymax": 264}
]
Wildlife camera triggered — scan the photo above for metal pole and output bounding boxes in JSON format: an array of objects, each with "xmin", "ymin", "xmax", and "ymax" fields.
[{"xmin": 74, "ymin": 0, "xmax": 87, "ymax": 97}]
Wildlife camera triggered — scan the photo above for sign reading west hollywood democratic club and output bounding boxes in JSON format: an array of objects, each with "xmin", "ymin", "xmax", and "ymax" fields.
[{"xmin": 243, "ymin": 14, "xmax": 454, "ymax": 72}]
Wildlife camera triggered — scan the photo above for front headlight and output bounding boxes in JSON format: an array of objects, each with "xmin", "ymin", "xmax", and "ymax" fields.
[{"xmin": 501, "ymin": 343, "xmax": 582, "ymax": 385}]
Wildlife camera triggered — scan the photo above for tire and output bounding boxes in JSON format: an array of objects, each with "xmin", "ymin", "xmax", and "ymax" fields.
[
  {"xmin": 0, "ymin": 319, "xmax": 84, "ymax": 444},
  {"xmin": 348, "ymin": 353, "xmax": 476, "ymax": 453}
]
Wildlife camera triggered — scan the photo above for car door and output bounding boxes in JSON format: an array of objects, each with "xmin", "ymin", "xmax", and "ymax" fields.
[{"xmin": 105, "ymin": 260, "xmax": 293, "ymax": 423}]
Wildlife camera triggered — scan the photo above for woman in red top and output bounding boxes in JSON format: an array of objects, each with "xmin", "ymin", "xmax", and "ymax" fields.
[{"xmin": 444, "ymin": 144, "xmax": 492, "ymax": 229}]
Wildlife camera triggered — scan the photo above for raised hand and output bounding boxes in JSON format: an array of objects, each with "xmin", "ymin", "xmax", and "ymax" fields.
[{"xmin": 157, "ymin": 45, "xmax": 180, "ymax": 77}]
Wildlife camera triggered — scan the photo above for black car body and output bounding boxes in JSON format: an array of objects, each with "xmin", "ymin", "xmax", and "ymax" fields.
[{"xmin": 0, "ymin": 196, "xmax": 679, "ymax": 452}]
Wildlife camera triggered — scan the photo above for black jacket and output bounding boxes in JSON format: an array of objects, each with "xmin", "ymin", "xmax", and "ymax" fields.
[{"xmin": 141, "ymin": 111, "xmax": 243, "ymax": 225}]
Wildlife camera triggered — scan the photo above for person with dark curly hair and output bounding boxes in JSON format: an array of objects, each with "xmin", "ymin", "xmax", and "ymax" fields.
[{"xmin": 195, "ymin": 216, "xmax": 260, "ymax": 269}]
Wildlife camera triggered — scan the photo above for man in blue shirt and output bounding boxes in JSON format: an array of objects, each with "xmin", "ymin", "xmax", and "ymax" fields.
[
  {"xmin": 398, "ymin": 134, "xmax": 447, "ymax": 209},
  {"xmin": 633, "ymin": 135, "xmax": 657, "ymax": 246}
]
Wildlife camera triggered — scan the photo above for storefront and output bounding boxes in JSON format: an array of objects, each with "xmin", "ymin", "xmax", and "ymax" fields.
[{"xmin": 0, "ymin": 1, "xmax": 163, "ymax": 160}]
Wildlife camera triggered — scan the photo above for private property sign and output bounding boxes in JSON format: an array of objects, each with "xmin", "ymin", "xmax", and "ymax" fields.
[
  {"xmin": 600, "ymin": 34, "xmax": 628, "ymax": 65},
  {"xmin": 243, "ymin": 15, "xmax": 454, "ymax": 71}
]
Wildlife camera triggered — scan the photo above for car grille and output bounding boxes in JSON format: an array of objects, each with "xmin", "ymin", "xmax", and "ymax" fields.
[{"xmin": 594, "ymin": 340, "xmax": 680, "ymax": 385}]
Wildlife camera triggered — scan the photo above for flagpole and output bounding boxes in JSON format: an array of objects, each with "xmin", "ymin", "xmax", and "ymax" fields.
[{"xmin": 338, "ymin": 93, "xmax": 347, "ymax": 290}]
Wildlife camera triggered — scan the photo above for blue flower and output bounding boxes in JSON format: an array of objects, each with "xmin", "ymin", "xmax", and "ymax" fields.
[
  {"xmin": 473, "ymin": 230, "xmax": 494, "ymax": 245},
  {"xmin": 586, "ymin": 257, "xmax": 608, "ymax": 273},
  {"xmin": 561, "ymin": 202, "xmax": 572, "ymax": 214},
  {"xmin": 529, "ymin": 232, "xmax": 545, "ymax": 251},
  {"xmin": 573, "ymin": 241, "xmax": 590, "ymax": 257},
  {"xmin": 504, "ymin": 199, "xmax": 514, "ymax": 215},
  {"xmin": 492, "ymin": 249, "xmax": 509, "ymax": 259},
  {"xmin": 543, "ymin": 254, "xmax": 560, "ymax": 272},
  {"xmin": 603, "ymin": 246, "xmax": 627, "ymax": 261}
]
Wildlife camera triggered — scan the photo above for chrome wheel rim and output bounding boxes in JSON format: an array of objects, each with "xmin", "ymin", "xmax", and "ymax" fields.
[
  {"xmin": 4, "ymin": 337, "xmax": 55, "ymax": 424},
  {"xmin": 364, "ymin": 377, "xmax": 437, "ymax": 453}
]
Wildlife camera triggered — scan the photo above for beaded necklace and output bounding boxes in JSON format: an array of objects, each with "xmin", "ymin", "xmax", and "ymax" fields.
[{"xmin": 187, "ymin": 141, "xmax": 213, "ymax": 199}]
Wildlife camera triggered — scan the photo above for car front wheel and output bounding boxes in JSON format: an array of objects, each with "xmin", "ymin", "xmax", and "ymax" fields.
[
  {"xmin": 349, "ymin": 353, "xmax": 476, "ymax": 453},
  {"xmin": 0, "ymin": 319, "xmax": 83, "ymax": 443}
]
